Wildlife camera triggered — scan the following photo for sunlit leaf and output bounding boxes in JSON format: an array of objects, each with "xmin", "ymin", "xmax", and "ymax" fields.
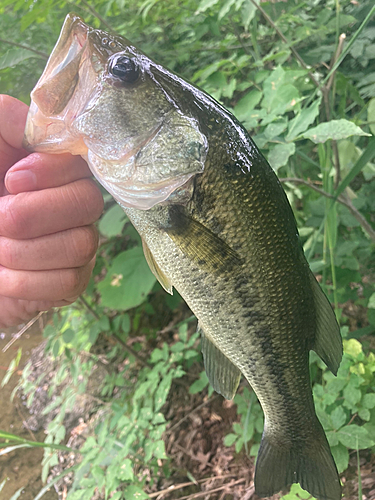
[{"xmin": 301, "ymin": 119, "xmax": 371, "ymax": 143}]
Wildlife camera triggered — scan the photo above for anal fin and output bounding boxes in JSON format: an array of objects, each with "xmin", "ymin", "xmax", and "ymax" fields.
[
  {"xmin": 200, "ymin": 326, "xmax": 241, "ymax": 400},
  {"xmin": 309, "ymin": 272, "xmax": 343, "ymax": 375},
  {"xmin": 142, "ymin": 239, "xmax": 173, "ymax": 294}
]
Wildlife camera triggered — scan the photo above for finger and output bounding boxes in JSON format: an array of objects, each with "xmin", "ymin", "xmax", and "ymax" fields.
[
  {"xmin": 0, "ymin": 257, "xmax": 96, "ymax": 302},
  {"xmin": 5, "ymin": 152, "xmax": 93, "ymax": 194},
  {"xmin": 0, "ymin": 96, "xmax": 28, "ymax": 180},
  {"xmin": 0, "ymin": 225, "xmax": 98, "ymax": 271},
  {"xmin": 0, "ymin": 178, "xmax": 104, "ymax": 239},
  {"xmin": 0, "ymin": 296, "xmax": 77, "ymax": 329}
]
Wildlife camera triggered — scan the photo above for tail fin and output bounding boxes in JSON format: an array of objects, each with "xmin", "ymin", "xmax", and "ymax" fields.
[{"xmin": 254, "ymin": 425, "xmax": 341, "ymax": 500}]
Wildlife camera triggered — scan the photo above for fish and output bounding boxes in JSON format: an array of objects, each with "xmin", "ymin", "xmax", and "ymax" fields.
[{"xmin": 23, "ymin": 13, "xmax": 343, "ymax": 500}]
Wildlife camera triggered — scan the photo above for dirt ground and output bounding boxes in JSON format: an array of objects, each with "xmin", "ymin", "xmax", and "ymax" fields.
[{"xmin": 0, "ymin": 317, "xmax": 57, "ymax": 500}]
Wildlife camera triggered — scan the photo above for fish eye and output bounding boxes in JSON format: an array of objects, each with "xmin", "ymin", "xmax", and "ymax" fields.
[{"xmin": 109, "ymin": 56, "xmax": 139, "ymax": 83}]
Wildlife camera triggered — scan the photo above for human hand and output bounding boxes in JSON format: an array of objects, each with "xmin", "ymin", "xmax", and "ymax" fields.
[{"xmin": 0, "ymin": 95, "xmax": 104, "ymax": 328}]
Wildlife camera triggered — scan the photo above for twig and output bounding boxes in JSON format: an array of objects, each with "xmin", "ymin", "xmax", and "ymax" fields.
[
  {"xmin": 2, "ymin": 312, "xmax": 44, "ymax": 352},
  {"xmin": 166, "ymin": 395, "xmax": 221, "ymax": 434},
  {"xmin": 177, "ymin": 478, "xmax": 246, "ymax": 500},
  {"xmin": 0, "ymin": 38, "xmax": 49, "ymax": 59},
  {"xmin": 280, "ymin": 177, "xmax": 375, "ymax": 241},
  {"xmin": 148, "ymin": 475, "xmax": 238, "ymax": 499},
  {"xmin": 248, "ymin": 0, "xmax": 319, "ymax": 88},
  {"xmin": 78, "ymin": 296, "xmax": 100, "ymax": 321},
  {"xmin": 78, "ymin": 0, "xmax": 114, "ymax": 32},
  {"xmin": 15, "ymin": 402, "xmax": 37, "ymax": 442}
]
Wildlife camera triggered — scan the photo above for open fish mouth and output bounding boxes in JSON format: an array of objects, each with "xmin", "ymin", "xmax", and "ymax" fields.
[{"xmin": 23, "ymin": 14, "xmax": 94, "ymax": 155}]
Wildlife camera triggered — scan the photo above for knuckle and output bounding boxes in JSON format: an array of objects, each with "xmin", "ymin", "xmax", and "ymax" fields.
[
  {"xmin": 0, "ymin": 237, "xmax": 16, "ymax": 268},
  {"xmin": 60, "ymin": 268, "xmax": 82, "ymax": 297},
  {"xmin": 76, "ymin": 226, "xmax": 99, "ymax": 264},
  {"xmin": 0, "ymin": 196, "xmax": 28, "ymax": 238},
  {"xmin": 79, "ymin": 179, "xmax": 104, "ymax": 222}
]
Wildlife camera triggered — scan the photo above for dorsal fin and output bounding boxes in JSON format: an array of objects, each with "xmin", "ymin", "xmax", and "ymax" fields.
[
  {"xmin": 200, "ymin": 325, "xmax": 241, "ymax": 400},
  {"xmin": 142, "ymin": 238, "xmax": 173, "ymax": 294},
  {"xmin": 310, "ymin": 272, "xmax": 342, "ymax": 375}
]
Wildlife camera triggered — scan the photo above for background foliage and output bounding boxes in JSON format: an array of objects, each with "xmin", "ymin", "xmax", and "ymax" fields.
[{"xmin": 1, "ymin": 0, "xmax": 375, "ymax": 499}]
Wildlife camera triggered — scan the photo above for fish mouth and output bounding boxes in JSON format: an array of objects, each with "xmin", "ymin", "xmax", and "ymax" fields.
[
  {"xmin": 23, "ymin": 14, "xmax": 94, "ymax": 154},
  {"xmin": 31, "ymin": 13, "xmax": 89, "ymax": 117}
]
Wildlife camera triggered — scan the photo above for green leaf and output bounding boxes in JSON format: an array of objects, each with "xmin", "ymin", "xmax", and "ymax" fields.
[
  {"xmin": 301, "ymin": 119, "xmax": 371, "ymax": 143},
  {"xmin": 223, "ymin": 433, "xmax": 238, "ymax": 446},
  {"xmin": 343, "ymin": 384, "xmax": 362, "ymax": 407},
  {"xmin": 98, "ymin": 204, "xmax": 127, "ymax": 238},
  {"xmin": 337, "ymin": 424, "xmax": 375, "ymax": 449},
  {"xmin": 97, "ymin": 246, "xmax": 156, "ymax": 311},
  {"xmin": 62, "ymin": 329, "xmax": 75, "ymax": 343},
  {"xmin": 189, "ymin": 371, "xmax": 209, "ymax": 394},
  {"xmin": 358, "ymin": 408, "xmax": 371, "ymax": 421},
  {"xmin": 286, "ymin": 97, "xmax": 322, "ymax": 141},
  {"xmin": 331, "ymin": 444, "xmax": 349, "ymax": 474},
  {"xmin": 154, "ymin": 373, "xmax": 173, "ymax": 412},
  {"xmin": 233, "ymin": 90, "xmax": 262, "ymax": 122},
  {"xmin": 368, "ymin": 98, "xmax": 375, "ymax": 136},
  {"xmin": 362, "ymin": 393, "xmax": 375, "ymax": 409},
  {"xmin": 122, "ymin": 485, "xmax": 149, "ymax": 499},
  {"xmin": 0, "ymin": 48, "xmax": 38, "ymax": 70},
  {"xmin": 117, "ymin": 459, "xmax": 134, "ymax": 481},
  {"xmin": 196, "ymin": 0, "xmax": 220, "ymax": 14},
  {"xmin": 331, "ymin": 406, "xmax": 347, "ymax": 430},
  {"xmin": 268, "ymin": 143, "xmax": 295, "ymax": 171}
]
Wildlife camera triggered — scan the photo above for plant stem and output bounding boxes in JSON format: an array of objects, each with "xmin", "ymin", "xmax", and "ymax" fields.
[
  {"xmin": 0, "ymin": 38, "xmax": 49, "ymax": 59},
  {"xmin": 248, "ymin": 0, "xmax": 320, "ymax": 88},
  {"xmin": 79, "ymin": 0, "xmax": 114, "ymax": 32}
]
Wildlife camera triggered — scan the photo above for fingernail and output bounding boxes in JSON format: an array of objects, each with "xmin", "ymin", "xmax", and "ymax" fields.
[{"xmin": 5, "ymin": 170, "xmax": 37, "ymax": 193}]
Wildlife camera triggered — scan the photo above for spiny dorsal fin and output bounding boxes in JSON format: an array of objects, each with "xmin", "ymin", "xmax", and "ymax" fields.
[
  {"xmin": 166, "ymin": 206, "xmax": 242, "ymax": 273},
  {"xmin": 200, "ymin": 325, "xmax": 241, "ymax": 400},
  {"xmin": 142, "ymin": 238, "xmax": 173, "ymax": 294},
  {"xmin": 310, "ymin": 272, "xmax": 342, "ymax": 375}
]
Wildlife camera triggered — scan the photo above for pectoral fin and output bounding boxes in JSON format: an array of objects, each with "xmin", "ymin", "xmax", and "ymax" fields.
[
  {"xmin": 200, "ymin": 326, "xmax": 241, "ymax": 400},
  {"xmin": 310, "ymin": 272, "xmax": 342, "ymax": 375},
  {"xmin": 142, "ymin": 239, "xmax": 173, "ymax": 294},
  {"xmin": 166, "ymin": 206, "xmax": 241, "ymax": 273}
]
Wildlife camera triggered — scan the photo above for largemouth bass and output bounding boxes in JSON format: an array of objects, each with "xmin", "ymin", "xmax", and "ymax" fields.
[{"xmin": 24, "ymin": 13, "xmax": 343, "ymax": 500}]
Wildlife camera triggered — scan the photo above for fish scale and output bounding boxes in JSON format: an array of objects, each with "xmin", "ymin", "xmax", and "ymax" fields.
[{"xmin": 24, "ymin": 13, "xmax": 343, "ymax": 499}]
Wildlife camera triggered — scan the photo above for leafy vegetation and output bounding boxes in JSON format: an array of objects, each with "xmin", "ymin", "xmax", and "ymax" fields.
[{"xmin": 1, "ymin": 0, "xmax": 375, "ymax": 498}]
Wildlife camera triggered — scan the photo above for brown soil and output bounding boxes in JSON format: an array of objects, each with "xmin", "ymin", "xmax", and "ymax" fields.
[{"xmin": 0, "ymin": 319, "xmax": 57, "ymax": 500}]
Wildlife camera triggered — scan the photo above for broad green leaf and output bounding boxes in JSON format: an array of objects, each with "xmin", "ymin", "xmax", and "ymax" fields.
[
  {"xmin": 343, "ymin": 384, "xmax": 362, "ymax": 407},
  {"xmin": 331, "ymin": 443, "xmax": 349, "ymax": 473},
  {"xmin": 301, "ymin": 119, "xmax": 371, "ymax": 143},
  {"xmin": 223, "ymin": 433, "xmax": 237, "ymax": 446},
  {"xmin": 337, "ymin": 424, "xmax": 375, "ymax": 449},
  {"xmin": 0, "ymin": 48, "xmax": 38, "ymax": 70},
  {"xmin": 218, "ymin": 0, "xmax": 236, "ymax": 19},
  {"xmin": 154, "ymin": 372, "xmax": 173, "ymax": 411},
  {"xmin": 62, "ymin": 329, "xmax": 75, "ymax": 344},
  {"xmin": 117, "ymin": 459, "xmax": 134, "ymax": 481},
  {"xmin": 196, "ymin": 0, "xmax": 220, "ymax": 14},
  {"xmin": 97, "ymin": 246, "xmax": 156, "ymax": 311},
  {"xmin": 362, "ymin": 393, "xmax": 375, "ymax": 409},
  {"xmin": 330, "ymin": 406, "xmax": 347, "ymax": 430},
  {"xmin": 368, "ymin": 292, "xmax": 375, "ymax": 309},
  {"xmin": 241, "ymin": 0, "xmax": 258, "ymax": 30},
  {"xmin": 189, "ymin": 371, "xmax": 209, "ymax": 394},
  {"xmin": 233, "ymin": 90, "xmax": 262, "ymax": 121},
  {"xmin": 286, "ymin": 97, "xmax": 322, "ymax": 141},
  {"xmin": 368, "ymin": 98, "xmax": 375, "ymax": 135},
  {"xmin": 268, "ymin": 143, "xmax": 295, "ymax": 171},
  {"xmin": 98, "ymin": 204, "xmax": 127, "ymax": 238},
  {"xmin": 122, "ymin": 485, "xmax": 149, "ymax": 499}
]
